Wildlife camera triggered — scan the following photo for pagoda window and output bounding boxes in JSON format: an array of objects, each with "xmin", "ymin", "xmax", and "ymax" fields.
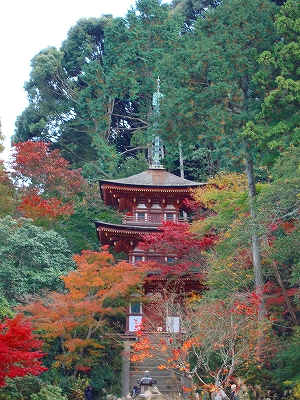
[
  {"xmin": 130, "ymin": 302, "xmax": 141, "ymax": 314},
  {"xmin": 137, "ymin": 212, "xmax": 146, "ymax": 221},
  {"xmin": 165, "ymin": 256, "xmax": 175, "ymax": 264},
  {"xmin": 164, "ymin": 204, "xmax": 177, "ymax": 222},
  {"xmin": 150, "ymin": 213, "xmax": 162, "ymax": 224},
  {"xmin": 132, "ymin": 255, "xmax": 145, "ymax": 265},
  {"xmin": 164, "ymin": 213, "xmax": 175, "ymax": 221}
]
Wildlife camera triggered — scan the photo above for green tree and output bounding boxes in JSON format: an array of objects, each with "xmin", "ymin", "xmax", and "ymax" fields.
[
  {"xmin": 0, "ymin": 161, "xmax": 17, "ymax": 218},
  {"xmin": 0, "ymin": 118, "xmax": 4, "ymax": 154},
  {"xmin": 0, "ymin": 294, "xmax": 13, "ymax": 320},
  {"xmin": 159, "ymin": 0, "xmax": 279, "ymax": 180},
  {"xmin": 31, "ymin": 385, "xmax": 67, "ymax": 400},
  {"xmin": 13, "ymin": 2, "xmax": 184, "ymax": 178},
  {"xmin": 171, "ymin": 0, "xmax": 220, "ymax": 30},
  {"xmin": 272, "ymin": 327, "xmax": 300, "ymax": 386},
  {"xmin": 14, "ymin": 47, "xmax": 69, "ymax": 143},
  {"xmin": 0, "ymin": 376, "xmax": 43, "ymax": 400},
  {"xmin": 0, "ymin": 216, "xmax": 75, "ymax": 305},
  {"xmin": 244, "ymin": 0, "xmax": 300, "ymax": 166},
  {"xmin": 13, "ymin": 17, "xmax": 111, "ymax": 171}
]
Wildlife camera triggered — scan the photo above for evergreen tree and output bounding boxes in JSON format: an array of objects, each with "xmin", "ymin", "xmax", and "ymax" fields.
[
  {"xmin": 243, "ymin": 0, "xmax": 300, "ymax": 166},
  {"xmin": 159, "ymin": 0, "xmax": 279, "ymax": 180}
]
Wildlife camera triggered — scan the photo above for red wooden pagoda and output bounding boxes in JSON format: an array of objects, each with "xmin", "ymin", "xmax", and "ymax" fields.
[
  {"xmin": 95, "ymin": 77, "xmax": 206, "ymax": 336},
  {"xmin": 95, "ymin": 159, "xmax": 206, "ymax": 333},
  {"xmin": 94, "ymin": 79, "xmax": 209, "ymax": 396}
]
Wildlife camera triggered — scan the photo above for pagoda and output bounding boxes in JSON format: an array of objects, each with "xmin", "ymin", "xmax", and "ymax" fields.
[
  {"xmin": 94, "ymin": 80, "xmax": 207, "ymax": 396},
  {"xmin": 95, "ymin": 80, "xmax": 206, "ymax": 335},
  {"xmin": 95, "ymin": 159, "xmax": 206, "ymax": 331}
]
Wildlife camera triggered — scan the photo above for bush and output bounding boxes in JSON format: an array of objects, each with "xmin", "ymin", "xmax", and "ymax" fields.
[{"xmin": 30, "ymin": 385, "xmax": 67, "ymax": 400}]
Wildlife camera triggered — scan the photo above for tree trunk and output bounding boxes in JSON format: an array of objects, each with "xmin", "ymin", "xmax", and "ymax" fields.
[
  {"xmin": 244, "ymin": 139, "xmax": 267, "ymax": 319},
  {"xmin": 179, "ymin": 141, "xmax": 184, "ymax": 179},
  {"xmin": 273, "ymin": 264, "xmax": 298, "ymax": 326}
]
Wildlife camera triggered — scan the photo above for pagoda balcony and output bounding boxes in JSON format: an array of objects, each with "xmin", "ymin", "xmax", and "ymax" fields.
[
  {"xmin": 122, "ymin": 215, "xmax": 188, "ymax": 225},
  {"xmin": 122, "ymin": 215, "xmax": 163, "ymax": 226}
]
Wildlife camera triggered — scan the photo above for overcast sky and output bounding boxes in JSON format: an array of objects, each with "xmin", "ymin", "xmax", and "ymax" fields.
[{"xmin": 0, "ymin": 0, "xmax": 170, "ymax": 161}]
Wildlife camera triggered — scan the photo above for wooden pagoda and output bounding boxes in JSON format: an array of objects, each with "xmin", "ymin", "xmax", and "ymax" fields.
[
  {"xmin": 94, "ymin": 79, "xmax": 208, "ymax": 396},
  {"xmin": 95, "ymin": 160, "xmax": 206, "ymax": 333},
  {"xmin": 95, "ymin": 78, "xmax": 207, "ymax": 335}
]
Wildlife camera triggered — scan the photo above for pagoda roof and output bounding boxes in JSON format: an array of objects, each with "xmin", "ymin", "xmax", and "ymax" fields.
[
  {"xmin": 94, "ymin": 220, "xmax": 159, "ymax": 251},
  {"xmin": 100, "ymin": 167, "xmax": 205, "ymax": 189},
  {"xmin": 95, "ymin": 220, "xmax": 159, "ymax": 233}
]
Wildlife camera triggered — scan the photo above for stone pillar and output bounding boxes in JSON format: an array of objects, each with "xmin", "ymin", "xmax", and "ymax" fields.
[{"xmin": 121, "ymin": 341, "xmax": 131, "ymax": 398}]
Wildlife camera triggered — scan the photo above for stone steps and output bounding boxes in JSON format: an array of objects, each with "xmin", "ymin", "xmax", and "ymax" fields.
[{"xmin": 130, "ymin": 355, "xmax": 185, "ymax": 395}]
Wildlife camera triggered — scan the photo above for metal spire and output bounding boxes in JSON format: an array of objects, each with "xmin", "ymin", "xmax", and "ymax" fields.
[
  {"xmin": 152, "ymin": 76, "xmax": 162, "ymax": 114},
  {"xmin": 150, "ymin": 77, "xmax": 164, "ymax": 169}
]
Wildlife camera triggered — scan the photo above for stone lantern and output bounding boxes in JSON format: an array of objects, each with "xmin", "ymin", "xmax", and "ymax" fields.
[{"xmin": 137, "ymin": 371, "xmax": 157, "ymax": 394}]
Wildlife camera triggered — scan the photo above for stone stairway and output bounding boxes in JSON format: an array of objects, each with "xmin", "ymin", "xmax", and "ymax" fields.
[{"xmin": 129, "ymin": 352, "xmax": 186, "ymax": 397}]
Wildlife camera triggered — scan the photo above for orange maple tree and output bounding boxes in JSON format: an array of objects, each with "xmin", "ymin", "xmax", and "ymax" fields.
[
  {"xmin": 9, "ymin": 141, "xmax": 86, "ymax": 222},
  {"xmin": 19, "ymin": 249, "xmax": 147, "ymax": 377}
]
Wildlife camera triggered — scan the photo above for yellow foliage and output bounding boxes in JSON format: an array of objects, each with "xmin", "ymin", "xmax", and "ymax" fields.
[{"xmin": 194, "ymin": 171, "xmax": 248, "ymax": 208}]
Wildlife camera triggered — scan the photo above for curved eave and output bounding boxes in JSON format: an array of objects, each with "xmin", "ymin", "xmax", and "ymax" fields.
[
  {"xmin": 100, "ymin": 168, "xmax": 205, "ymax": 187},
  {"xmin": 99, "ymin": 169, "xmax": 206, "ymax": 201},
  {"xmin": 99, "ymin": 184, "xmax": 205, "ymax": 206},
  {"xmin": 101, "ymin": 182, "xmax": 204, "ymax": 189},
  {"xmin": 144, "ymin": 276, "xmax": 206, "ymax": 293},
  {"xmin": 94, "ymin": 220, "xmax": 159, "ymax": 242}
]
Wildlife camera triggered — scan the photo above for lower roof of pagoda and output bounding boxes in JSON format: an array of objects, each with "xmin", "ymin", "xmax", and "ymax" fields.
[
  {"xmin": 143, "ymin": 276, "xmax": 205, "ymax": 293},
  {"xmin": 94, "ymin": 220, "xmax": 158, "ymax": 243}
]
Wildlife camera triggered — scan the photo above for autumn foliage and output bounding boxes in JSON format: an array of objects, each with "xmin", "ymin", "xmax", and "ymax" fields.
[
  {"xmin": 131, "ymin": 292, "xmax": 273, "ymax": 393},
  {"xmin": 19, "ymin": 189, "xmax": 75, "ymax": 219},
  {"xmin": 0, "ymin": 161, "xmax": 17, "ymax": 217},
  {"xmin": 19, "ymin": 249, "xmax": 147, "ymax": 376},
  {"xmin": 138, "ymin": 221, "xmax": 217, "ymax": 276},
  {"xmin": 0, "ymin": 314, "xmax": 47, "ymax": 387},
  {"xmin": 10, "ymin": 141, "xmax": 86, "ymax": 221}
]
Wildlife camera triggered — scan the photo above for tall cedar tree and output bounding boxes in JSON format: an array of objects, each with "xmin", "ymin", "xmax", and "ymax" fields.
[
  {"xmin": 158, "ymin": 0, "xmax": 279, "ymax": 180},
  {"xmin": 243, "ymin": 0, "xmax": 300, "ymax": 166}
]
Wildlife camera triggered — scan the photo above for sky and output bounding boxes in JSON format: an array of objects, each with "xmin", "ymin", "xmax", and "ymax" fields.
[{"xmin": 0, "ymin": 0, "xmax": 170, "ymax": 162}]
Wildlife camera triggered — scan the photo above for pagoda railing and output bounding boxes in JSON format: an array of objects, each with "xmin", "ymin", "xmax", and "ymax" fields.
[{"xmin": 122, "ymin": 215, "xmax": 188, "ymax": 225}]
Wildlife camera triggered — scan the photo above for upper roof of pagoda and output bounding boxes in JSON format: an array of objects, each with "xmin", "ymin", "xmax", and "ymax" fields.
[
  {"xmin": 100, "ymin": 167, "xmax": 205, "ymax": 189},
  {"xmin": 99, "ymin": 167, "xmax": 205, "ymax": 207}
]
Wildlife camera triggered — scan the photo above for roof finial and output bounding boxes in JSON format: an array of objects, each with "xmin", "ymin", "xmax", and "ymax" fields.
[
  {"xmin": 150, "ymin": 77, "xmax": 164, "ymax": 169},
  {"xmin": 152, "ymin": 76, "xmax": 163, "ymax": 115}
]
